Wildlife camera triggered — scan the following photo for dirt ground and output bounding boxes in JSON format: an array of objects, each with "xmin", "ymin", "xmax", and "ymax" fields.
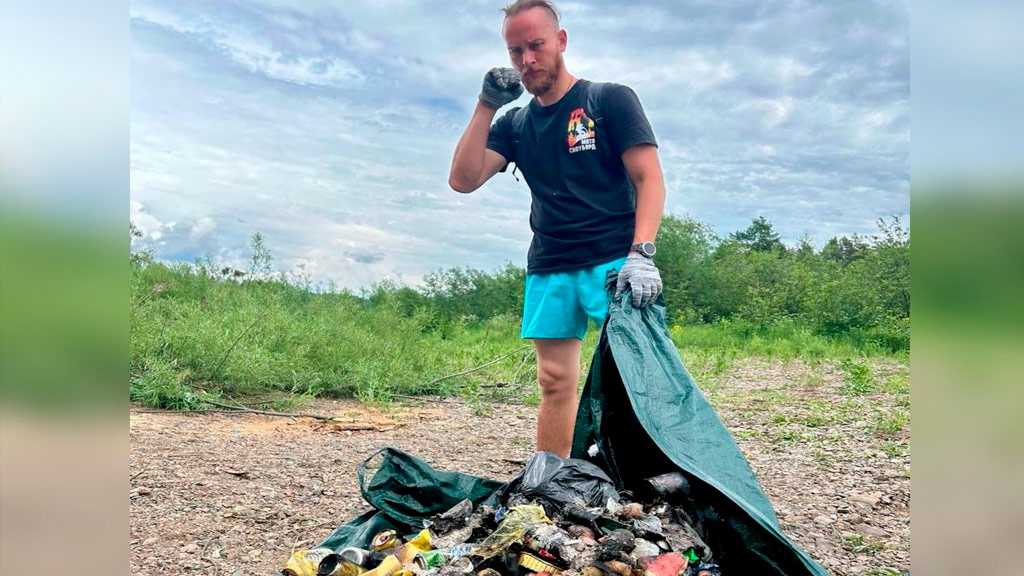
[{"xmin": 129, "ymin": 360, "xmax": 909, "ymax": 576}]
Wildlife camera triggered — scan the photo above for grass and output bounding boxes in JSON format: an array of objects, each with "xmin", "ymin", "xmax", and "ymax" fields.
[
  {"xmin": 131, "ymin": 261, "xmax": 533, "ymax": 408},
  {"xmin": 769, "ymin": 428, "xmax": 816, "ymax": 444},
  {"xmin": 130, "ymin": 258, "xmax": 909, "ymax": 410},
  {"xmin": 842, "ymin": 534, "xmax": 887, "ymax": 555},
  {"xmin": 877, "ymin": 439, "xmax": 905, "ymax": 458},
  {"xmin": 671, "ymin": 319, "xmax": 901, "ymax": 362},
  {"xmin": 839, "ymin": 357, "xmax": 875, "ymax": 395},
  {"xmin": 873, "ymin": 410, "xmax": 910, "ymax": 437},
  {"xmin": 733, "ymin": 429, "xmax": 763, "ymax": 440},
  {"xmin": 880, "ymin": 371, "xmax": 909, "ymax": 395}
]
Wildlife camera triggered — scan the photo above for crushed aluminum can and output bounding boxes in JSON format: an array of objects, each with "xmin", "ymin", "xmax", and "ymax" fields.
[
  {"xmin": 389, "ymin": 543, "xmax": 424, "ymax": 565},
  {"xmin": 339, "ymin": 548, "xmax": 372, "ymax": 568},
  {"xmin": 282, "ymin": 547, "xmax": 336, "ymax": 576},
  {"xmin": 414, "ymin": 550, "xmax": 448, "ymax": 570},
  {"xmin": 408, "ymin": 529, "xmax": 434, "ymax": 551},
  {"xmin": 372, "ymin": 530, "xmax": 401, "ymax": 551}
]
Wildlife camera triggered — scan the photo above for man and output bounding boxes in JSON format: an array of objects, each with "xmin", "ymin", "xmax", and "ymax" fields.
[{"xmin": 448, "ymin": 0, "xmax": 666, "ymax": 458}]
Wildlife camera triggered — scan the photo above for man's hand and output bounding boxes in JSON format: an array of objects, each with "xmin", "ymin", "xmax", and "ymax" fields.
[
  {"xmin": 615, "ymin": 252, "xmax": 663, "ymax": 308},
  {"xmin": 479, "ymin": 67, "xmax": 524, "ymax": 110}
]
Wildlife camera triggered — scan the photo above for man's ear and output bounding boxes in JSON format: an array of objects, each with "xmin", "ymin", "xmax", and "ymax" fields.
[{"xmin": 558, "ymin": 29, "xmax": 567, "ymax": 52}]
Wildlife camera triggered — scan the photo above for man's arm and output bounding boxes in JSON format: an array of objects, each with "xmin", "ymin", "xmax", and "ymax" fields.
[
  {"xmin": 449, "ymin": 101, "xmax": 509, "ymax": 194},
  {"xmin": 622, "ymin": 143, "xmax": 667, "ymax": 244},
  {"xmin": 614, "ymin": 143, "xmax": 666, "ymax": 308}
]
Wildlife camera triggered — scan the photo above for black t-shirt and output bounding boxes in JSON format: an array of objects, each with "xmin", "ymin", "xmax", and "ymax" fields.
[{"xmin": 487, "ymin": 79, "xmax": 657, "ymax": 275}]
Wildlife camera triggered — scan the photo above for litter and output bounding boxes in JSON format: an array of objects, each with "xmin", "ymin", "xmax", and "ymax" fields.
[{"xmin": 281, "ymin": 455, "xmax": 722, "ymax": 576}]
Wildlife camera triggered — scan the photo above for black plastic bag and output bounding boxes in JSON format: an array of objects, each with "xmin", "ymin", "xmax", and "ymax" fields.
[{"xmin": 496, "ymin": 451, "xmax": 620, "ymax": 511}]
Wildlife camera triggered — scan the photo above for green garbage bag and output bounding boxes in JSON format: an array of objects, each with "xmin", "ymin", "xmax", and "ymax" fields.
[
  {"xmin": 317, "ymin": 447, "xmax": 504, "ymax": 550},
  {"xmin": 316, "ymin": 280, "xmax": 829, "ymax": 575},
  {"xmin": 570, "ymin": 278, "xmax": 829, "ymax": 575}
]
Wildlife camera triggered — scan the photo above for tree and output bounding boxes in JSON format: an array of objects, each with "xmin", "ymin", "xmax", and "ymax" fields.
[
  {"xmin": 821, "ymin": 234, "xmax": 868, "ymax": 266},
  {"xmin": 730, "ymin": 216, "xmax": 784, "ymax": 252},
  {"xmin": 248, "ymin": 232, "xmax": 274, "ymax": 279},
  {"xmin": 654, "ymin": 215, "xmax": 716, "ymax": 322}
]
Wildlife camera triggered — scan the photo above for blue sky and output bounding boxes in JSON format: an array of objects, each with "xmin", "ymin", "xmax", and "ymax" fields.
[{"xmin": 129, "ymin": 0, "xmax": 909, "ymax": 289}]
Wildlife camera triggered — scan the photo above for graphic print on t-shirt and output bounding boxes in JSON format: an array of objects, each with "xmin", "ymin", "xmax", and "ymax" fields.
[{"xmin": 566, "ymin": 107, "xmax": 597, "ymax": 154}]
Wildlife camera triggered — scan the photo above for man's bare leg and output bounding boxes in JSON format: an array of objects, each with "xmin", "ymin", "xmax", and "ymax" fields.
[{"xmin": 533, "ymin": 337, "xmax": 583, "ymax": 457}]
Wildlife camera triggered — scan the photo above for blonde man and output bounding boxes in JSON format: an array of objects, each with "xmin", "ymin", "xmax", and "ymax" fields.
[{"xmin": 449, "ymin": 0, "xmax": 666, "ymax": 457}]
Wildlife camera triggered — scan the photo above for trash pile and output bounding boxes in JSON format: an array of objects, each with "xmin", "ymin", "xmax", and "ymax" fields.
[{"xmin": 283, "ymin": 453, "xmax": 723, "ymax": 576}]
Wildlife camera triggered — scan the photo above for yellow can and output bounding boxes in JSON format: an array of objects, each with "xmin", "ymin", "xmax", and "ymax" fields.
[
  {"xmin": 362, "ymin": 555, "xmax": 402, "ymax": 576},
  {"xmin": 371, "ymin": 530, "xmax": 401, "ymax": 552},
  {"xmin": 408, "ymin": 529, "xmax": 434, "ymax": 551},
  {"xmin": 281, "ymin": 547, "xmax": 336, "ymax": 576}
]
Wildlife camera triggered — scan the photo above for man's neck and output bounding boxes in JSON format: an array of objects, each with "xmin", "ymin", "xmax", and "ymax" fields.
[{"xmin": 534, "ymin": 73, "xmax": 577, "ymax": 107}]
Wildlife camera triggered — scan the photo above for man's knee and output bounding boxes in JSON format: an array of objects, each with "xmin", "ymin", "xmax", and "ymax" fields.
[{"xmin": 537, "ymin": 362, "xmax": 576, "ymax": 398}]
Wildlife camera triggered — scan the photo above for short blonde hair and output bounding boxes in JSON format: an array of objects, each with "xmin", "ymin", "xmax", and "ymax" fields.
[{"xmin": 502, "ymin": 0, "xmax": 560, "ymax": 25}]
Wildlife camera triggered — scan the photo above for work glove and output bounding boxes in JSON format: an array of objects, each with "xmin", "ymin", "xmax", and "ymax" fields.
[
  {"xmin": 615, "ymin": 252, "xmax": 663, "ymax": 308},
  {"xmin": 479, "ymin": 67, "xmax": 523, "ymax": 110}
]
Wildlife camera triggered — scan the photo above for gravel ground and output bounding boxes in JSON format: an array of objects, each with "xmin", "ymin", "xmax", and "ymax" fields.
[{"xmin": 129, "ymin": 359, "xmax": 909, "ymax": 576}]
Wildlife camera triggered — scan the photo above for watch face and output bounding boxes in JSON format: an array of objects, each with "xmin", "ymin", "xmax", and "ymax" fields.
[{"xmin": 643, "ymin": 242, "xmax": 657, "ymax": 257}]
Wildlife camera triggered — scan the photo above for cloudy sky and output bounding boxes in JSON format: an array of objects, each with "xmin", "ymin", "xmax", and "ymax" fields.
[{"xmin": 129, "ymin": 0, "xmax": 909, "ymax": 289}]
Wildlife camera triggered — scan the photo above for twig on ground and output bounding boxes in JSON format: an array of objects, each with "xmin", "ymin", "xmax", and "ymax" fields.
[
  {"xmin": 427, "ymin": 346, "xmax": 531, "ymax": 388},
  {"xmin": 130, "ymin": 465, "xmax": 148, "ymax": 482},
  {"xmin": 393, "ymin": 394, "xmax": 460, "ymax": 404},
  {"xmin": 198, "ymin": 398, "xmax": 336, "ymax": 421},
  {"xmin": 132, "ymin": 408, "xmax": 274, "ymax": 416}
]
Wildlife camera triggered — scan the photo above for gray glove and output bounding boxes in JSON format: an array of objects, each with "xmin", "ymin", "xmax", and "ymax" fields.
[
  {"xmin": 615, "ymin": 252, "xmax": 663, "ymax": 308},
  {"xmin": 479, "ymin": 67, "xmax": 523, "ymax": 109}
]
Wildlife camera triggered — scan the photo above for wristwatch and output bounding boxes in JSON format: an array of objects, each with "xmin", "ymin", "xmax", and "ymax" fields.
[{"xmin": 630, "ymin": 242, "xmax": 657, "ymax": 258}]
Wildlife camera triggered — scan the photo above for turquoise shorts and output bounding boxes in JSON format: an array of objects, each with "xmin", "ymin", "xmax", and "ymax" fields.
[{"xmin": 521, "ymin": 256, "xmax": 628, "ymax": 340}]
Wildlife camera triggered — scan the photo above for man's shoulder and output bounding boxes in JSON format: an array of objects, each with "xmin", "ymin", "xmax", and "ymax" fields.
[
  {"xmin": 496, "ymin": 105, "xmax": 526, "ymax": 123},
  {"xmin": 581, "ymin": 79, "xmax": 632, "ymax": 94},
  {"xmin": 491, "ymin": 105, "xmax": 528, "ymax": 136},
  {"xmin": 579, "ymin": 81, "xmax": 641, "ymax": 114}
]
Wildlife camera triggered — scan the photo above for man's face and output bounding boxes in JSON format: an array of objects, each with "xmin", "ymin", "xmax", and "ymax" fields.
[{"xmin": 502, "ymin": 7, "xmax": 567, "ymax": 97}]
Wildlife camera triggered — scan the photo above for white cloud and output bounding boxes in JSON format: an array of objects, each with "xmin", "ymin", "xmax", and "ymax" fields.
[
  {"xmin": 189, "ymin": 216, "xmax": 217, "ymax": 243},
  {"xmin": 131, "ymin": 0, "xmax": 363, "ymax": 87},
  {"xmin": 740, "ymin": 97, "xmax": 796, "ymax": 127},
  {"xmin": 858, "ymin": 109, "xmax": 896, "ymax": 139},
  {"xmin": 129, "ymin": 200, "xmax": 167, "ymax": 241},
  {"xmin": 130, "ymin": 0, "xmax": 909, "ymax": 287}
]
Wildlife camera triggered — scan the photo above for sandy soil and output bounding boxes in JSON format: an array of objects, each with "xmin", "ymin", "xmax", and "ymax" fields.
[{"xmin": 130, "ymin": 360, "xmax": 909, "ymax": 576}]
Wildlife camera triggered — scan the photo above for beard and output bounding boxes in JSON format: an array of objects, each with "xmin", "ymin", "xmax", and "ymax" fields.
[{"xmin": 522, "ymin": 55, "xmax": 563, "ymax": 96}]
